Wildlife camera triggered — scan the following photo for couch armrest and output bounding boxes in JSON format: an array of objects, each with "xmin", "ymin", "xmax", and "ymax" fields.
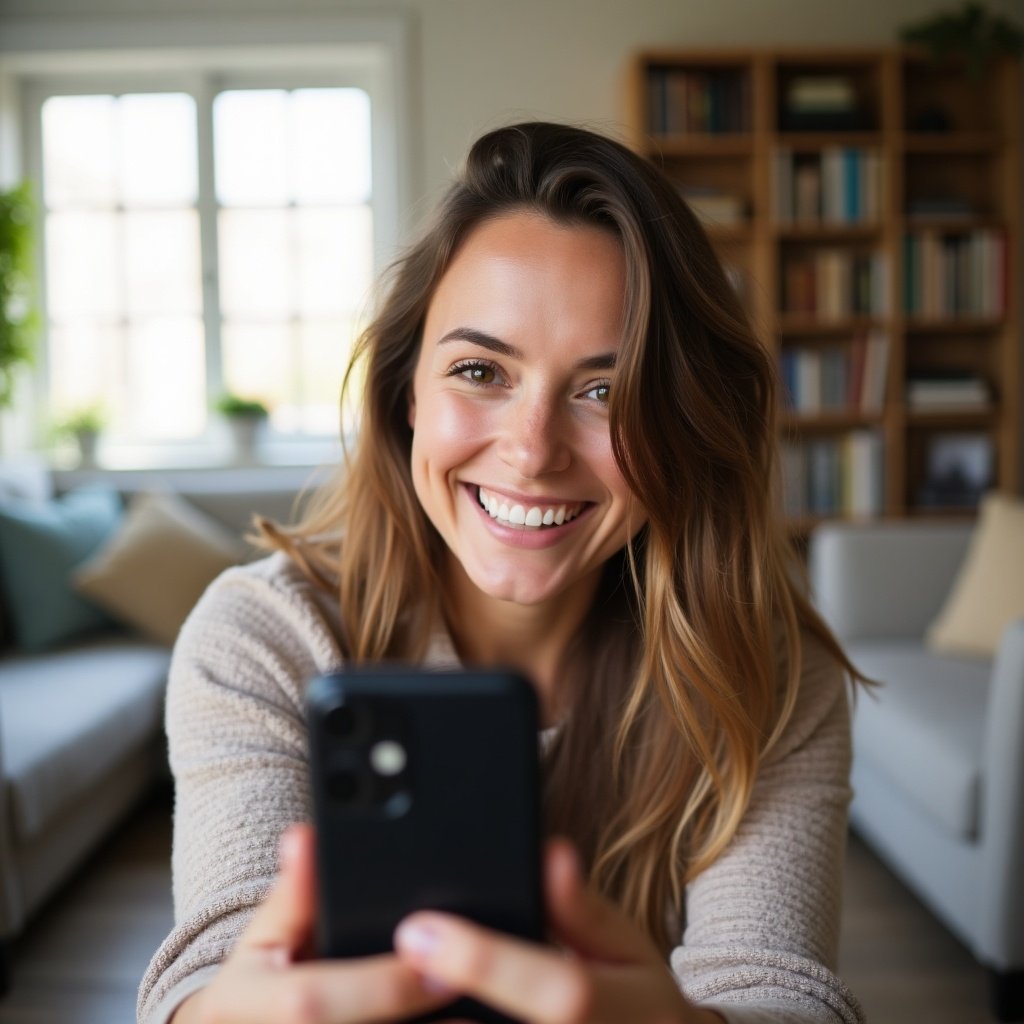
[
  {"xmin": 807, "ymin": 520, "xmax": 973, "ymax": 642},
  {"xmin": 979, "ymin": 618, "xmax": 1024, "ymax": 969}
]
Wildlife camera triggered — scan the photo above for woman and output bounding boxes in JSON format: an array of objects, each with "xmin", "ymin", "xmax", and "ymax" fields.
[{"xmin": 139, "ymin": 121, "xmax": 865, "ymax": 1024}]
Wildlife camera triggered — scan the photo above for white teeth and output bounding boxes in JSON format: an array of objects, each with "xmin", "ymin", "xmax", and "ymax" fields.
[{"xmin": 476, "ymin": 487, "xmax": 582, "ymax": 530}]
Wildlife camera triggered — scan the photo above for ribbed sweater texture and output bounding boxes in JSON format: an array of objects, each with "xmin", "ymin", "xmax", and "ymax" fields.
[{"xmin": 138, "ymin": 553, "xmax": 864, "ymax": 1024}]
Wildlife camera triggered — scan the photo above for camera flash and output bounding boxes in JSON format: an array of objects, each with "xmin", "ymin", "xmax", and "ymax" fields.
[{"xmin": 370, "ymin": 739, "xmax": 407, "ymax": 776}]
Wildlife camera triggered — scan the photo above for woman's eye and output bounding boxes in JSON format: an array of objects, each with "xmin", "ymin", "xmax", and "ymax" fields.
[
  {"xmin": 583, "ymin": 381, "xmax": 611, "ymax": 404},
  {"xmin": 449, "ymin": 360, "xmax": 501, "ymax": 386}
]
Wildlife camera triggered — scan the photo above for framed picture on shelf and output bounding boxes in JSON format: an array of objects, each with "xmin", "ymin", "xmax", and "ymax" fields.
[{"xmin": 917, "ymin": 433, "xmax": 994, "ymax": 509}]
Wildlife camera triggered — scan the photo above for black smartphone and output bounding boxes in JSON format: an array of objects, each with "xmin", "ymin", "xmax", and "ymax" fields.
[{"xmin": 306, "ymin": 667, "xmax": 545, "ymax": 1024}]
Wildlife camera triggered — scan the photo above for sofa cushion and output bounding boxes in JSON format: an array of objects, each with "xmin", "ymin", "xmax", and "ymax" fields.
[
  {"xmin": 0, "ymin": 487, "xmax": 122, "ymax": 651},
  {"xmin": 846, "ymin": 640, "xmax": 990, "ymax": 841},
  {"xmin": 0, "ymin": 636, "xmax": 170, "ymax": 841},
  {"xmin": 927, "ymin": 492, "xmax": 1024, "ymax": 657},
  {"xmin": 73, "ymin": 490, "xmax": 245, "ymax": 647}
]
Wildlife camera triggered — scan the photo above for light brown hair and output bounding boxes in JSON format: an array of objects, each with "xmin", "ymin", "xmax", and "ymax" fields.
[{"xmin": 260, "ymin": 121, "xmax": 864, "ymax": 952}]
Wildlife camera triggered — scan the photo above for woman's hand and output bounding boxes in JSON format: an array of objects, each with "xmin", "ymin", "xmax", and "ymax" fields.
[
  {"xmin": 394, "ymin": 839, "xmax": 724, "ymax": 1024},
  {"xmin": 171, "ymin": 824, "xmax": 452, "ymax": 1024}
]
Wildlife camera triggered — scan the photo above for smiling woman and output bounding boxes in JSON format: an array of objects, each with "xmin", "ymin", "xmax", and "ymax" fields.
[{"xmin": 138, "ymin": 122, "xmax": 869, "ymax": 1024}]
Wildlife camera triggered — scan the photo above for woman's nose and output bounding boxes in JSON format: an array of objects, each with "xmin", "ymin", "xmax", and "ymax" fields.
[{"xmin": 496, "ymin": 394, "xmax": 572, "ymax": 478}]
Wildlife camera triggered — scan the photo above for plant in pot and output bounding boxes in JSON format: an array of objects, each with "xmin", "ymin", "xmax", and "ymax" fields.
[
  {"xmin": 0, "ymin": 181, "xmax": 39, "ymax": 410},
  {"xmin": 53, "ymin": 404, "xmax": 108, "ymax": 468},
  {"xmin": 900, "ymin": 2, "xmax": 1024, "ymax": 78},
  {"xmin": 215, "ymin": 393, "xmax": 270, "ymax": 464}
]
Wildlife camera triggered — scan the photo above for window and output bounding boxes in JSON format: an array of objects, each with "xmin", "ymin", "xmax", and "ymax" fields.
[{"xmin": 29, "ymin": 69, "xmax": 383, "ymax": 462}]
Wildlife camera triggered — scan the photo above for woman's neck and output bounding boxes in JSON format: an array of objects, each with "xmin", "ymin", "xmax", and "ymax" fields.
[{"xmin": 441, "ymin": 560, "xmax": 601, "ymax": 728}]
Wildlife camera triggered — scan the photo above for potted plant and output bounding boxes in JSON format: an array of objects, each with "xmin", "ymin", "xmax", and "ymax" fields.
[
  {"xmin": 53, "ymin": 404, "xmax": 108, "ymax": 468},
  {"xmin": 0, "ymin": 181, "xmax": 39, "ymax": 409},
  {"xmin": 215, "ymin": 392, "xmax": 270, "ymax": 463},
  {"xmin": 900, "ymin": 2, "xmax": 1024, "ymax": 78}
]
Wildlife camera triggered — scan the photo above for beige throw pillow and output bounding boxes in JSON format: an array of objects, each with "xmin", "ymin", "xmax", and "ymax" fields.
[
  {"xmin": 927, "ymin": 492, "xmax": 1024, "ymax": 658},
  {"xmin": 73, "ymin": 490, "xmax": 246, "ymax": 647}
]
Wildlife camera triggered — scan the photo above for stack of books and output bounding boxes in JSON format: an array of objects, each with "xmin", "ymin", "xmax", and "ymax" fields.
[
  {"xmin": 783, "ymin": 248, "xmax": 887, "ymax": 318},
  {"xmin": 906, "ymin": 373, "xmax": 991, "ymax": 411},
  {"xmin": 780, "ymin": 330, "xmax": 889, "ymax": 415},
  {"xmin": 680, "ymin": 186, "xmax": 745, "ymax": 227},
  {"xmin": 780, "ymin": 431, "xmax": 885, "ymax": 519},
  {"xmin": 647, "ymin": 68, "xmax": 750, "ymax": 135},
  {"xmin": 779, "ymin": 75, "xmax": 870, "ymax": 132},
  {"xmin": 903, "ymin": 229, "xmax": 1007, "ymax": 318},
  {"xmin": 774, "ymin": 147, "xmax": 882, "ymax": 224}
]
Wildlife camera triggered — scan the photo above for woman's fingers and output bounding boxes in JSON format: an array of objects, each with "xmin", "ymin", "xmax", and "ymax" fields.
[
  {"xmin": 203, "ymin": 954, "xmax": 453, "ymax": 1024},
  {"xmin": 544, "ymin": 838, "xmax": 659, "ymax": 965},
  {"xmin": 392, "ymin": 841, "xmax": 695, "ymax": 1024},
  {"xmin": 396, "ymin": 913, "xmax": 593, "ymax": 1024},
  {"xmin": 395, "ymin": 913, "xmax": 683, "ymax": 1024},
  {"xmin": 238, "ymin": 823, "xmax": 317, "ymax": 959}
]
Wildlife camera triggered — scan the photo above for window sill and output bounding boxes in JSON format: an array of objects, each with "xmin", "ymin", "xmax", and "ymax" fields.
[{"xmin": 50, "ymin": 438, "xmax": 344, "ymax": 494}]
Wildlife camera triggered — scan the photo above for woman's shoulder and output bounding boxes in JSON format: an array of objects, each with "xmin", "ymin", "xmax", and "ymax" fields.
[
  {"xmin": 172, "ymin": 551, "xmax": 346, "ymax": 692},
  {"xmin": 195, "ymin": 550, "xmax": 338, "ymax": 621},
  {"xmin": 764, "ymin": 620, "xmax": 851, "ymax": 767}
]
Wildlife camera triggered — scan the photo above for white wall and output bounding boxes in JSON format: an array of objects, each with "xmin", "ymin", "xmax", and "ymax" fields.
[
  {"xmin": 2, "ymin": 0, "xmax": 1022, "ymax": 205},
  {"xmin": 1, "ymin": 0, "xmax": 1022, "ymax": 468}
]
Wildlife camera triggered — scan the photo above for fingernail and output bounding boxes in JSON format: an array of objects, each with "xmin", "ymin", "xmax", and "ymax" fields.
[
  {"xmin": 262, "ymin": 946, "xmax": 290, "ymax": 969},
  {"xmin": 396, "ymin": 920, "xmax": 441, "ymax": 960},
  {"xmin": 279, "ymin": 827, "xmax": 299, "ymax": 868},
  {"xmin": 421, "ymin": 974, "xmax": 455, "ymax": 996}
]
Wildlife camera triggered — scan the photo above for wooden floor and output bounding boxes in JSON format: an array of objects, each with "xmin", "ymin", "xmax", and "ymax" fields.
[{"xmin": 0, "ymin": 787, "xmax": 1011, "ymax": 1024}]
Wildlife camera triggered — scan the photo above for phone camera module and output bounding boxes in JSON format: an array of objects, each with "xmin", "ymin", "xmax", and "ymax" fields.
[
  {"xmin": 370, "ymin": 740, "xmax": 407, "ymax": 777},
  {"xmin": 326, "ymin": 769, "xmax": 361, "ymax": 803},
  {"xmin": 324, "ymin": 703, "xmax": 357, "ymax": 739}
]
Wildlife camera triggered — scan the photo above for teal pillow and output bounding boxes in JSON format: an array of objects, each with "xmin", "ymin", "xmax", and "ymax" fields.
[{"xmin": 0, "ymin": 488, "xmax": 123, "ymax": 651}]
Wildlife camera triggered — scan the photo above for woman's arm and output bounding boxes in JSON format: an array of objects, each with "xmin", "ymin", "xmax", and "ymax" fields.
[
  {"xmin": 670, "ymin": 633, "xmax": 865, "ymax": 1024},
  {"xmin": 137, "ymin": 555, "xmax": 336, "ymax": 1024}
]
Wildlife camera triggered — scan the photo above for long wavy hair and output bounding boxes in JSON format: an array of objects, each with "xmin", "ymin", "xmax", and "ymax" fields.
[{"xmin": 260, "ymin": 121, "xmax": 863, "ymax": 952}]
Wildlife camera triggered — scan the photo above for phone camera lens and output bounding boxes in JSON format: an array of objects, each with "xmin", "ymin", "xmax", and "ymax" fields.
[
  {"xmin": 326, "ymin": 769, "xmax": 360, "ymax": 803},
  {"xmin": 324, "ymin": 704, "xmax": 357, "ymax": 739}
]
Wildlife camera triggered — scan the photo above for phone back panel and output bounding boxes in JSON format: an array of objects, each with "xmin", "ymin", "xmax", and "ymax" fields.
[{"xmin": 307, "ymin": 668, "xmax": 544, "ymax": 1023}]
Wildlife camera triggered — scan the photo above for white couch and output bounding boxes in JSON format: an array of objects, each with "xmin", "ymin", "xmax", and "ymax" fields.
[
  {"xmin": 0, "ymin": 461, "xmax": 310, "ymax": 992},
  {"xmin": 808, "ymin": 520, "xmax": 1024, "ymax": 1022}
]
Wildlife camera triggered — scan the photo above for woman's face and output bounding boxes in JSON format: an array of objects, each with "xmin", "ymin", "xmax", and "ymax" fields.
[{"xmin": 408, "ymin": 210, "xmax": 646, "ymax": 610}]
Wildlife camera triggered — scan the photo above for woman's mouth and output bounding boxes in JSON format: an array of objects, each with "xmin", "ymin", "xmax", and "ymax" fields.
[{"xmin": 476, "ymin": 486, "xmax": 586, "ymax": 530}]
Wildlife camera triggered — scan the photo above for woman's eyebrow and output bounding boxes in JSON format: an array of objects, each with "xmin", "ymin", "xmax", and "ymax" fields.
[{"xmin": 437, "ymin": 327, "xmax": 616, "ymax": 370}]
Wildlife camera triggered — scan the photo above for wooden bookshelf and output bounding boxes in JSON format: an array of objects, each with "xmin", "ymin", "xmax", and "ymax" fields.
[{"xmin": 629, "ymin": 47, "xmax": 1021, "ymax": 529}]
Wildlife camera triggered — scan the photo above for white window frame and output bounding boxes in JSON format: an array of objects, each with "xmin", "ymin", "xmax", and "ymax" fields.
[{"xmin": 0, "ymin": 13, "xmax": 416, "ymax": 468}]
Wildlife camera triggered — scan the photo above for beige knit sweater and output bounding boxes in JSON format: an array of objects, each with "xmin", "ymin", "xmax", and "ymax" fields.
[{"xmin": 137, "ymin": 552, "xmax": 864, "ymax": 1024}]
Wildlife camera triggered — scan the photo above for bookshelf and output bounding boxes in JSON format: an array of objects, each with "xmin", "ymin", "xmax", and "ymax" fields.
[{"xmin": 629, "ymin": 47, "xmax": 1021, "ymax": 531}]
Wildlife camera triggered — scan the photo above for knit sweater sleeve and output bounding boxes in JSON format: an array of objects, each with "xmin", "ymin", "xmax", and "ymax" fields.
[
  {"xmin": 670, "ymin": 632, "xmax": 866, "ymax": 1024},
  {"xmin": 136, "ymin": 554, "xmax": 345, "ymax": 1024}
]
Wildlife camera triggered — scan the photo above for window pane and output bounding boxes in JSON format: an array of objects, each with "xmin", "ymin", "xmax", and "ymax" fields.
[
  {"xmin": 221, "ymin": 320, "xmax": 291, "ymax": 412},
  {"xmin": 295, "ymin": 318, "xmax": 355, "ymax": 434},
  {"xmin": 219, "ymin": 209, "xmax": 290, "ymax": 316},
  {"xmin": 48, "ymin": 322, "xmax": 121, "ymax": 415},
  {"xmin": 214, "ymin": 90, "xmax": 289, "ymax": 206},
  {"xmin": 292, "ymin": 88, "xmax": 371, "ymax": 204},
  {"xmin": 42, "ymin": 95, "xmax": 117, "ymax": 207},
  {"xmin": 126, "ymin": 317, "xmax": 206, "ymax": 439},
  {"xmin": 120, "ymin": 93, "xmax": 198, "ymax": 206},
  {"xmin": 46, "ymin": 212, "xmax": 120, "ymax": 319},
  {"xmin": 295, "ymin": 206, "xmax": 373, "ymax": 315},
  {"xmin": 124, "ymin": 211, "xmax": 201, "ymax": 316}
]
